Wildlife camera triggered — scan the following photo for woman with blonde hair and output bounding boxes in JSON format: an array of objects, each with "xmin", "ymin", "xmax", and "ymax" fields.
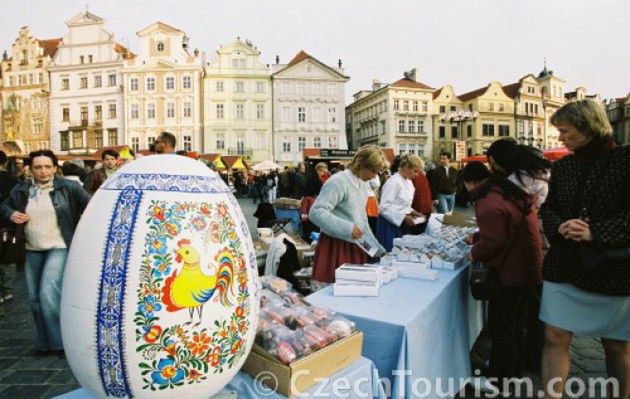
[
  {"xmin": 309, "ymin": 145, "xmax": 387, "ymax": 283},
  {"xmin": 539, "ymin": 99, "xmax": 629, "ymax": 399},
  {"xmin": 376, "ymin": 153, "xmax": 424, "ymax": 251}
]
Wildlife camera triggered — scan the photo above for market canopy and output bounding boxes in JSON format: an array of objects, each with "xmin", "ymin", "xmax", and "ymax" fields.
[
  {"xmin": 252, "ymin": 159, "xmax": 282, "ymax": 171},
  {"xmin": 222, "ymin": 155, "xmax": 248, "ymax": 170},
  {"xmin": 199, "ymin": 153, "xmax": 226, "ymax": 170},
  {"xmin": 543, "ymin": 147, "xmax": 571, "ymax": 161}
]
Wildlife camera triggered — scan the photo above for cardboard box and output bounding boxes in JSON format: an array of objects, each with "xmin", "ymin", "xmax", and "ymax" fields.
[
  {"xmin": 442, "ymin": 212, "xmax": 477, "ymax": 227},
  {"xmin": 242, "ymin": 332, "xmax": 363, "ymax": 398},
  {"xmin": 336, "ymin": 264, "xmax": 383, "ymax": 285},
  {"xmin": 334, "ymin": 281, "xmax": 381, "ymax": 296}
]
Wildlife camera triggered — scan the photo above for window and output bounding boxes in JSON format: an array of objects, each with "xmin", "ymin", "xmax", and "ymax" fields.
[
  {"xmin": 183, "ymin": 135, "xmax": 192, "ymax": 151},
  {"xmin": 256, "ymin": 104, "xmax": 264, "ymax": 120},
  {"xmin": 236, "ymin": 135, "xmax": 245, "ymax": 154},
  {"xmin": 403, "ymin": 101, "xmax": 409, "ymax": 111},
  {"xmin": 328, "ymin": 107, "xmax": 337, "ymax": 123},
  {"xmin": 489, "ymin": 103, "xmax": 494, "ymax": 111},
  {"xmin": 256, "ymin": 81, "xmax": 264, "ymax": 93},
  {"xmin": 439, "ymin": 125, "xmax": 445, "ymax": 138},
  {"xmin": 298, "ymin": 137, "xmax": 306, "ymax": 151},
  {"xmin": 95, "ymin": 105, "xmax": 102, "ymax": 120},
  {"xmin": 235, "ymin": 104, "xmax": 245, "ymax": 120},
  {"xmin": 328, "ymin": 136, "xmax": 338, "ymax": 148},
  {"xmin": 216, "ymin": 134, "xmax": 225, "ymax": 150},
  {"xmin": 80, "ymin": 76, "xmax": 88, "ymax": 89},
  {"xmin": 499, "ymin": 103, "xmax": 504, "ymax": 112},
  {"xmin": 39, "ymin": 73, "xmax": 43, "ymax": 84},
  {"xmin": 80, "ymin": 107, "xmax": 88, "ymax": 124},
  {"xmin": 147, "ymin": 103, "xmax": 156, "ymax": 119},
  {"xmin": 183, "ymin": 76, "xmax": 191, "ymax": 89},
  {"xmin": 467, "ymin": 125, "xmax": 472, "ymax": 137},
  {"xmin": 130, "ymin": 78, "xmax": 138, "ymax": 91},
  {"xmin": 394, "ymin": 100, "xmax": 400, "ymax": 111},
  {"xmin": 94, "ymin": 75, "xmax": 102, "ymax": 88},
  {"xmin": 439, "ymin": 105, "xmax": 446, "ymax": 113},
  {"xmin": 147, "ymin": 136, "xmax": 156, "ymax": 148},
  {"xmin": 413, "ymin": 101, "xmax": 419, "ymax": 111},
  {"xmin": 80, "ymin": 56, "xmax": 84, "ymax": 64},
  {"xmin": 216, "ymin": 81, "xmax": 224, "ymax": 92},
  {"xmin": 408, "ymin": 144, "xmax": 416, "ymax": 154},
  {"xmin": 482, "ymin": 123, "xmax": 495, "ymax": 137},
  {"xmin": 399, "ymin": 143, "xmax": 407, "ymax": 154},
  {"xmin": 146, "ymin": 77, "xmax": 155, "ymax": 91},
  {"xmin": 131, "ymin": 104, "xmax": 139, "ymax": 119},
  {"xmin": 313, "ymin": 137, "xmax": 321, "ymax": 148},
  {"xmin": 60, "ymin": 132, "xmax": 69, "ymax": 150},
  {"xmin": 166, "ymin": 76, "xmax": 174, "ymax": 90},
  {"xmin": 398, "ymin": 120, "xmax": 405, "ymax": 132},
  {"xmin": 183, "ymin": 102, "xmax": 191, "ymax": 118},
  {"xmin": 167, "ymin": 102, "xmax": 175, "ymax": 118},
  {"xmin": 132, "ymin": 137, "xmax": 139, "ymax": 153},
  {"xmin": 108, "ymin": 104, "xmax": 116, "ymax": 119},
  {"xmin": 108, "ymin": 74, "xmax": 116, "ymax": 87},
  {"xmin": 298, "ymin": 107, "xmax": 306, "ymax": 123},
  {"xmin": 282, "ymin": 137, "xmax": 291, "ymax": 153},
  {"xmin": 62, "ymin": 78, "xmax": 69, "ymax": 90},
  {"xmin": 408, "ymin": 120, "xmax": 415, "ymax": 133},
  {"xmin": 499, "ymin": 124, "xmax": 510, "ymax": 137},
  {"xmin": 451, "ymin": 126, "xmax": 458, "ymax": 139},
  {"xmin": 450, "ymin": 106, "xmax": 457, "ymax": 112},
  {"xmin": 107, "ymin": 129, "xmax": 117, "ymax": 146},
  {"xmin": 89, "ymin": 55, "xmax": 93, "ymax": 63},
  {"xmin": 422, "ymin": 102, "xmax": 428, "ymax": 112},
  {"xmin": 73, "ymin": 131, "xmax": 83, "ymax": 148},
  {"xmin": 418, "ymin": 121, "xmax": 425, "ymax": 134},
  {"xmin": 157, "ymin": 42, "xmax": 164, "ymax": 52},
  {"xmin": 235, "ymin": 81, "xmax": 244, "ymax": 93},
  {"xmin": 216, "ymin": 104, "xmax": 224, "ymax": 119}
]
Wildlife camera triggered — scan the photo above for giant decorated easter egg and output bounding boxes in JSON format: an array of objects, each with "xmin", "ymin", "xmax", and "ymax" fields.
[{"xmin": 60, "ymin": 155, "xmax": 259, "ymax": 399}]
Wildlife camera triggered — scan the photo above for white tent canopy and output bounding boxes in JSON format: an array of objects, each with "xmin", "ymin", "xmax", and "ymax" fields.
[{"xmin": 252, "ymin": 160, "xmax": 282, "ymax": 171}]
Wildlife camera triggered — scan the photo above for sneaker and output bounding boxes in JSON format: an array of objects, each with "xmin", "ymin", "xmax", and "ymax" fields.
[{"xmin": 2, "ymin": 294, "xmax": 13, "ymax": 302}]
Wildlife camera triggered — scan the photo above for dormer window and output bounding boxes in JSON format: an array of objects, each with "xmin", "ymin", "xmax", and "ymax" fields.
[{"xmin": 157, "ymin": 42, "xmax": 164, "ymax": 52}]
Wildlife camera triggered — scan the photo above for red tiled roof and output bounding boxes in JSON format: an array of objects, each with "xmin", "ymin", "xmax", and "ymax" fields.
[
  {"xmin": 458, "ymin": 86, "xmax": 489, "ymax": 102},
  {"xmin": 115, "ymin": 43, "xmax": 136, "ymax": 60},
  {"xmin": 199, "ymin": 153, "xmax": 221, "ymax": 161},
  {"xmin": 38, "ymin": 38, "xmax": 62, "ymax": 58},
  {"xmin": 502, "ymin": 82, "xmax": 520, "ymax": 99},
  {"xmin": 390, "ymin": 78, "xmax": 433, "ymax": 90},
  {"xmin": 286, "ymin": 50, "xmax": 311, "ymax": 68},
  {"xmin": 432, "ymin": 88, "xmax": 443, "ymax": 99}
]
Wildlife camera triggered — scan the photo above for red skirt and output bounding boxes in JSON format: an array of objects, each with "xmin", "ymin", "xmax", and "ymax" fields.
[{"xmin": 312, "ymin": 232, "xmax": 367, "ymax": 283}]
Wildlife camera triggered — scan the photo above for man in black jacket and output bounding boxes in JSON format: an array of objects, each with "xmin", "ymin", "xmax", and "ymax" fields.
[
  {"xmin": 0, "ymin": 151, "xmax": 19, "ymax": 304},
  {"xmin": 431, "ymin": 152, "xmax": 459, "ymax": 214}
]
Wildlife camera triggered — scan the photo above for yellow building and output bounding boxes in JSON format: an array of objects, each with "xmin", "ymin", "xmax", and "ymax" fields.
[
  {"xmin": 0, "ymin": 26, "xmax": 60, "ymax": 154},
  {"xmin": 431, "ymin": 84, "xmax": 465, "ymax": 159},
  {"xmin": 123, "ymin": 22, "xmax": 204, "ymax": 153},
  {"xmin": 503, "ymin": 74, "xmax": 546, "ymax": 149}
]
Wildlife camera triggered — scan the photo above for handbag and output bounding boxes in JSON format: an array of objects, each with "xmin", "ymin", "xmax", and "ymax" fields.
[{"xmin": 0, "ymin": 224, "xmax": 26, "ymax": 264}]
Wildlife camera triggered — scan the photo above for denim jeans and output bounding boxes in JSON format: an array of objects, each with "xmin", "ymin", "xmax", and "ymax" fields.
[
  {"xmin": 437, "ymin": 193, "xmax": 456, "ymax": 214},
  {"xmin": 25, "ymin": 248, "xmax": 68, "ymax": 351}
]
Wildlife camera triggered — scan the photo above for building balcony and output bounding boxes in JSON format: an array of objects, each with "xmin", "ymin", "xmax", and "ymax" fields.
[
  {"xmin": 396, "ymin": 130, "xmax": 428, "ymax": 137},
  {"xmin": 395, "ymin": 110, "xmax": 428, "ymax": 117},
  {"xmin": 227, "ymin": 147, "xmax": 253, "ymax": 157}
]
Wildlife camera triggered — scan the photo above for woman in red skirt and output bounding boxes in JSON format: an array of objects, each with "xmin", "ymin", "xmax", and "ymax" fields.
[{"xmin": 309, "ymin": 146, "xmax": 387, "ymax": 284}]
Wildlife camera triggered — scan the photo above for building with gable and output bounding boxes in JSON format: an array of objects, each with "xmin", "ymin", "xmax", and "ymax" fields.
[
  {"xmin": 204, "ymin": 38, "xmax": 272, "ymax": 162},
  {"xmin": 48, "ymin": 10, "xmax": 132, "ymax": 153},
  {"xmin": 0, "ymin": 26, "xmax": 60, "ymax": 154},
  {"xmin": 272, "ymin": 50, "xmax": 349, "ymax": 165},
  {"xmin": 124, "ymin": 21, "xmax": 204, "ymax": 153}
]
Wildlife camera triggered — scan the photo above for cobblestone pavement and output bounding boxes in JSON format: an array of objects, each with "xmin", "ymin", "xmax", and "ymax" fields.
[{"xmin": 0, "ymin": 198, "xmax": 609, "ymax": 398}]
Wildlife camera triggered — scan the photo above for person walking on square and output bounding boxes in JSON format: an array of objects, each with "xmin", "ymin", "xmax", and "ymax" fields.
[
  {"xmin": 1, "ymin": 150, "xmax": 90, "ymax": 355},
  {"xmin": 0, "ymin": 151, "xmax": 19, "ymax": 304},
  {"xmin": 154, "ymin": 131, "xmax": 177, "ymax": 154},
  {"xmin": 432, "ymin": 151, "xmax": 459, "ymax": 214},
  {"xmin": 309, "ymin": 146, "xmax": 387, "ymax": 284},
  {"xmin": 539, "ymin": 99, "xmax": 629, "ymax": 399}
]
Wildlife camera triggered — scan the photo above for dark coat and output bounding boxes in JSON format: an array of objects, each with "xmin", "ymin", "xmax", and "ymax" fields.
[
  {"xmin": 540, "ymin": 141, "xmax": 630, "ymax": 295},
  {"xmin": 0, "ymin": 170, "xmax": 18, "ymax": 228},
  {"xmin": 431, "ymin": 165, "xmax": 459, "ymax": 196},
  {"xmin": 1, "ymin": 177, "xmax": 91, "ymax": 248}
]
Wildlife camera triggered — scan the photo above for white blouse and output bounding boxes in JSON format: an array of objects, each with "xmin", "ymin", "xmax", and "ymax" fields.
[{"xmin": 379, "ymin": 172, "xmax": 415, "ymax": 227}]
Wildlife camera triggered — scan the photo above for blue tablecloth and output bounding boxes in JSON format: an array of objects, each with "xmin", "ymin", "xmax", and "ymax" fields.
[
  {"xmin": 274, "ymin": 207, "xmax": 301, "ymax": 233},
  {"xmin": 307, "ymin": 266, "xmax": 484, "ymax": 399},
  {"xmin": 55, "ymin": 357, "xmax": 386, "ymax": 399}
]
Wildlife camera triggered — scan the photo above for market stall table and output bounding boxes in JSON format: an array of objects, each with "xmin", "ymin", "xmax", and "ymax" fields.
[
  {"xmin": 55, "ymin": 357, "xmax": 386, "ymax": 399},
  {"xmin": 307, "ymin": 266, "xmax": 484, "ymax": 399}
]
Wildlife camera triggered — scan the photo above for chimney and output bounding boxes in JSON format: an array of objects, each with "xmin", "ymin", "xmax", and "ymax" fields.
[
  {"xmin": 194, "ymin": 48, "xmax": 199, "ymax": 57},
  {"xmin": 338, "ymin": 59, "xmax": 342, "ymax": 68},
  {"xmin": 372, "ymin": 79, "xmax": 382, "ymax": 91},
  {"xmin": 406, "ymin": 68, "xmax": 419, "ymax": 82},
  {"xmin": 275, "ymin": 55, "xmax": 280, "ymax": 65}
]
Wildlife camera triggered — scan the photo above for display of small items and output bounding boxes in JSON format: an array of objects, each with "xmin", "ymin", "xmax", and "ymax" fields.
[
  {"xmin": 388, "ymin": 226, "xmax": 475, "ymax": 265},
  {"xmin": 257, "ymin": 276, "xmax": 357, "ymax": 365}
]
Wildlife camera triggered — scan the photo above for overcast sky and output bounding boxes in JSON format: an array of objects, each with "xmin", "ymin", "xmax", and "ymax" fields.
[{"xmin": 1, "ymin": 0, "xmax": 628, "ymax": 103}]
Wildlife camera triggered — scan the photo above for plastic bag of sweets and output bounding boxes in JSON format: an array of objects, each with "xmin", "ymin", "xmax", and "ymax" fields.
[
  {"xmin": 260, "ymin": 288, "xmax": 287, "ymax": 308},
  {"xmin": 317, "ymin": 315, "xmax": 356, "ymax": 339}
]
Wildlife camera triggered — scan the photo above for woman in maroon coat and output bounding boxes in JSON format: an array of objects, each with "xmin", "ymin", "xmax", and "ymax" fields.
[{"xmin": 463, "ymin": 161, "xmax": 543, "ymax": 387}]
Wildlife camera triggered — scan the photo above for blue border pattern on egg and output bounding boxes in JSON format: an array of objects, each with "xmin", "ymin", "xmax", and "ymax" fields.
[
  {"xmin": 102, "ymin": 173, "xmax": 230, "ymax": 194},
  {"xmin": 96, "ymin": 187, "xmax": 143, "ymax": 398}
]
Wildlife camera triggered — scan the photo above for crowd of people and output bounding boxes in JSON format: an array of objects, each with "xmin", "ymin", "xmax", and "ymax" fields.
[{"xmin": 0, "ymin": 100, "xmax": 627, "ymax": 397}]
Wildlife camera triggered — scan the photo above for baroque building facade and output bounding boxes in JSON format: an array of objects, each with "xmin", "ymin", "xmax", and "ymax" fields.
[
  {"xmin": 123, "ymin": 22, "xmax": 204, "ymax": 153},
  {"xmin": 48, "ymin": 11, "xmax": 130, "ymax": 154},
  {"xmin": 272, "ymin": 51, "xmax": 348, "ymax": 165},
  {"xmin": 204, "ymin": 38, "xmax": 272, "ymax": 162},
  {"xmin": 0, "ymin": 26, "xmax": 59, "ymax": 154}
]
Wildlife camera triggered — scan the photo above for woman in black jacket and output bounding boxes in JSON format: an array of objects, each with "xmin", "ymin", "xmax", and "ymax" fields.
[
  {"xmin": 539, "ymin": 100, "xmax": 629, "ymax": 399},
  {"xmin": 1, "ymin": 150, "xmax": 90, "ymax": 355}
]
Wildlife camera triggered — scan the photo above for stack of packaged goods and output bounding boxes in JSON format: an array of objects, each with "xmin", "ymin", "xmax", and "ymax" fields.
[{"xmin": 332, "ymin": 264, "xmax": 399, "ymax": 297}]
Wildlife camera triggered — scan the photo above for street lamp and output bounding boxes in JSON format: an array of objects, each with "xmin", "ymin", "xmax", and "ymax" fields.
[{"xmin": 440, "ymin": 110, "xmax": 479, "ymax": 158}]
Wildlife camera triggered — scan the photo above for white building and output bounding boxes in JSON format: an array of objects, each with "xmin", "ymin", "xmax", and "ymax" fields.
[
  {"xmin": 272, "ymin": 51, "xmax": 349, "ymax": 165},
  {"xmin": 346, "ymin": 69, "xmax": 435, "ymax": 157},
  {"xmin": 204, "ymin": 38, "xmax": 272, "ymax": 162},
  {"xmin": 48, "ymin": 11, "xmax": 130, "ymax": 153},
  {"xmin": 124, "ymin": 22, "xmax": 204, "ymax": 153}
]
